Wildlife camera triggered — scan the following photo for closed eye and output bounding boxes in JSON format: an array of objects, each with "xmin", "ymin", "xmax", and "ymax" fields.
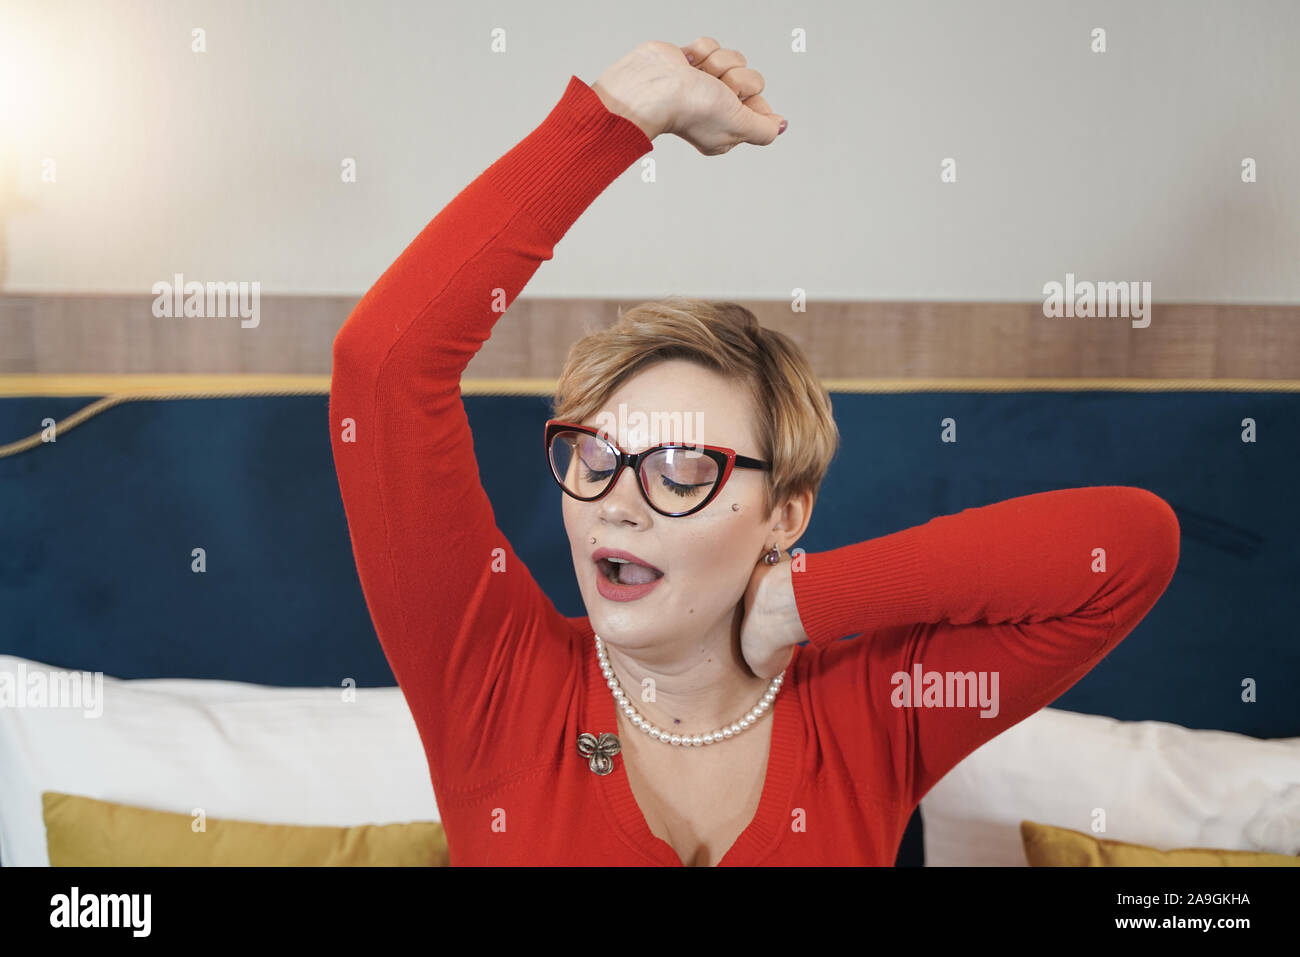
[{"xmin": 660, "ymin": 474, "xmax": 711, "ymax": 497}]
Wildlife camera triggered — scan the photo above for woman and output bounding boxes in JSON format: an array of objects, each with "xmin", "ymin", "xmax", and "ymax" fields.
[{"xmin": 329, "ymin": 38, "xmax": 1180, "ymax": 866}]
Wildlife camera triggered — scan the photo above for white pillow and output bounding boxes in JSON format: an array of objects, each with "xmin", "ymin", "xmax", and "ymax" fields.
[
  {"xmin": 919, "ymin": 707, "xmax": 1300, "ymax": 866},
  {"xmin": 0, "ymin": 654, "xmax": 439, "ymax": 866}
]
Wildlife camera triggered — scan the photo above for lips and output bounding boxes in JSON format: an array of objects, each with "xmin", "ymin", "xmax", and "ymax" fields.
[
  {"xmin": 591, "ymin": 547, "xmax": 664, "ymax": 596},
  {"xmin": 595, "ymin": 546, "xmax": 665, "ymax": 582},
  {"xmin": 591, "ymin": 547, "xmax": 663, "ymax": 577}
]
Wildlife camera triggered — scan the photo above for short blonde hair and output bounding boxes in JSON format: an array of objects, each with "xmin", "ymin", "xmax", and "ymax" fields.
[{"xmin": 551, "ymin": 296, "xmax": 841, "ymax": 517}]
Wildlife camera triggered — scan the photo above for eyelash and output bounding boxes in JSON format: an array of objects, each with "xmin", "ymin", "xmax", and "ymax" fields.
[{"xmin": 581, "ymin": 467, "xmax": 707, "ymax": 497}]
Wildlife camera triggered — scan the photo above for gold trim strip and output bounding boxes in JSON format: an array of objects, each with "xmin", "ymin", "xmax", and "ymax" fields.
[
  {"xmin": 820, "ymin": 378, "xmax": 1300, "ymax": 393},
  {"xmin": 0, "ymin": 375, "xmax": 333, "ymax": 396},
  {"xmin": 2, "ymin": 374, "xmax": 1300, "ymax": 397}
]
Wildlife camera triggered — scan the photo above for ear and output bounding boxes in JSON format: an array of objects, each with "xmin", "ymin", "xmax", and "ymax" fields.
[{"xmin": 770, "ymin": 489, "xmax": 814, "ymax": 547}]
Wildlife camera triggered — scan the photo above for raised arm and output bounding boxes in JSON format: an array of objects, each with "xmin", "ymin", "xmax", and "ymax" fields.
[
  {"xmin": 331, "ymin": 36, "xmax": 790, "ymax": 799},
  {"xmin": 791, "ymin": 485, "xmax": 1181, "ymax": 809},
  {"xmin": 328, "ymin": 75, "xmax": 653, "ymax": 792}
]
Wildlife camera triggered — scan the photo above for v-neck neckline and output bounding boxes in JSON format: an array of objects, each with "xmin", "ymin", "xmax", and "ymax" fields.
[{"xmin": 581, "ymin": 629, "xmax": 801, "ymax": 866}]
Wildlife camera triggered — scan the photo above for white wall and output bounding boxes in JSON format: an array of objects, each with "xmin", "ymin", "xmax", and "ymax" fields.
[{"xmin": 2, "ymin": 0, "xmax": 1297, "ymax": 302}]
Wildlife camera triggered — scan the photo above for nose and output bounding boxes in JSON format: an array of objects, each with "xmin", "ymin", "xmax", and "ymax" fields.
[{"xmin": 598, "ymin": 464, "xmax": 648, "ymax": 525}]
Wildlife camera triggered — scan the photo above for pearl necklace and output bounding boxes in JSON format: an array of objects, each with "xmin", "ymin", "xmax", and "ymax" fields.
[{"xmin": 595, "ymin": 634, "xmax": 784, "ymax": 747}]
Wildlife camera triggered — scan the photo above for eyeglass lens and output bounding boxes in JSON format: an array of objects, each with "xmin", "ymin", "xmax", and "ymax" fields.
[{"xmin": 549, "ymin": 429, "xmax": 719, "ymax": 514}]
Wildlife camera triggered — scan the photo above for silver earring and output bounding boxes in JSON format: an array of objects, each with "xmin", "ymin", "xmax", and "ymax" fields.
[
  {"xmin": 764, "ymin": 544, "xmax": 781, "ymax": 565},
  {"xmin": 590, "ymin": 537, "xmax": 596, "ymax": 544}
]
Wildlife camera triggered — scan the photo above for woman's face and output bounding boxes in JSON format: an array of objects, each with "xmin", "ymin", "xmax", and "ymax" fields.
[{"xmin": 561, "ymin": 359, "xmax": 775, "ymax": 651}]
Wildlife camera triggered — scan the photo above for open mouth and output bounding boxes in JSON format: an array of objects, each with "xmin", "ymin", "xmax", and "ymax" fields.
[{"xmin": 596, "ymin": 557, "xmax": 664, "ymax": 586}]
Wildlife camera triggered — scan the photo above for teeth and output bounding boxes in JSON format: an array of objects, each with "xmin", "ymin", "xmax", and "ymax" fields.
[{"xmin": 608, "ymin": 557, "xmax": 629, "ymax": 564}]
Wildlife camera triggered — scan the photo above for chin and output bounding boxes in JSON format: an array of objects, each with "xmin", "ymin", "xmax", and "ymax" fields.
[{"xmin": 585, "ymin": 610, "xmax": 657, "ymax": 648}]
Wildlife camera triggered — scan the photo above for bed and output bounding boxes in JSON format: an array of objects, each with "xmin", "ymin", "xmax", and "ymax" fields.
[{"xmin": 2, "ymin": 378, "xmax": 1297, "ymax": 865}]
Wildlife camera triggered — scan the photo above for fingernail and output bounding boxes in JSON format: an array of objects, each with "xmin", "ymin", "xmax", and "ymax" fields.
[
  {"xmin": 686, "ymin": 53, "xmax": 695, "ymax": 64},
  {"xmin": 778, "ymin": 119, "xmax": 788, "ymax": 135}
]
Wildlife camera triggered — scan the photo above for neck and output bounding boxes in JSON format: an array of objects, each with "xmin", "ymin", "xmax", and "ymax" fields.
[{"xmin": 598, "ymin": 603, "xmax": 773, "ymax": 735}]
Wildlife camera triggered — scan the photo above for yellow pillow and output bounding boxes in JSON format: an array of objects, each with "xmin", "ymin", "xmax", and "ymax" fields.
[
  {"xmin": 1021, "ymin": 820, "xmax": 1300, "ymax": 866},
  {"xmin": 43, "ymin": 791, "xmax": 448, "ymax": 866}
]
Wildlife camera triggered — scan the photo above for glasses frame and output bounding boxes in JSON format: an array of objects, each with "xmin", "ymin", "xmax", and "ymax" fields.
[{"xmin": 544, "ymin": 418, "xmax": 772, "ymax": 518}]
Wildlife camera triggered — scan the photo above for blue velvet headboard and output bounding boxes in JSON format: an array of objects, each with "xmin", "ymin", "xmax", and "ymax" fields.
[{"xmin": 3, "ymin": 381, "xmax": 1298, "ymax": 866}]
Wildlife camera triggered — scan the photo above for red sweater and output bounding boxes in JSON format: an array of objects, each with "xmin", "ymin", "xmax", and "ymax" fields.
[{"xmin": 329, "ymin": 75, "xmax": 1181, "ymax": 866}]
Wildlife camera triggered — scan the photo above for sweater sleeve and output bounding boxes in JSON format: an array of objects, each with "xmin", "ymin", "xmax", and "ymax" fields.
[
  {"xmin": 791, "ymin": 485, "xmax": 1181, "ymax": 809},
  {"xmin": 329, "ymin": 76, "xmax": 653, "ymax": 798}
]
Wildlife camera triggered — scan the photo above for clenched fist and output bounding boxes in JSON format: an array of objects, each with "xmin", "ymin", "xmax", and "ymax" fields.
[{"xmin": 591, "ymin": 37, "xmax": 787, "ymax": 155}]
